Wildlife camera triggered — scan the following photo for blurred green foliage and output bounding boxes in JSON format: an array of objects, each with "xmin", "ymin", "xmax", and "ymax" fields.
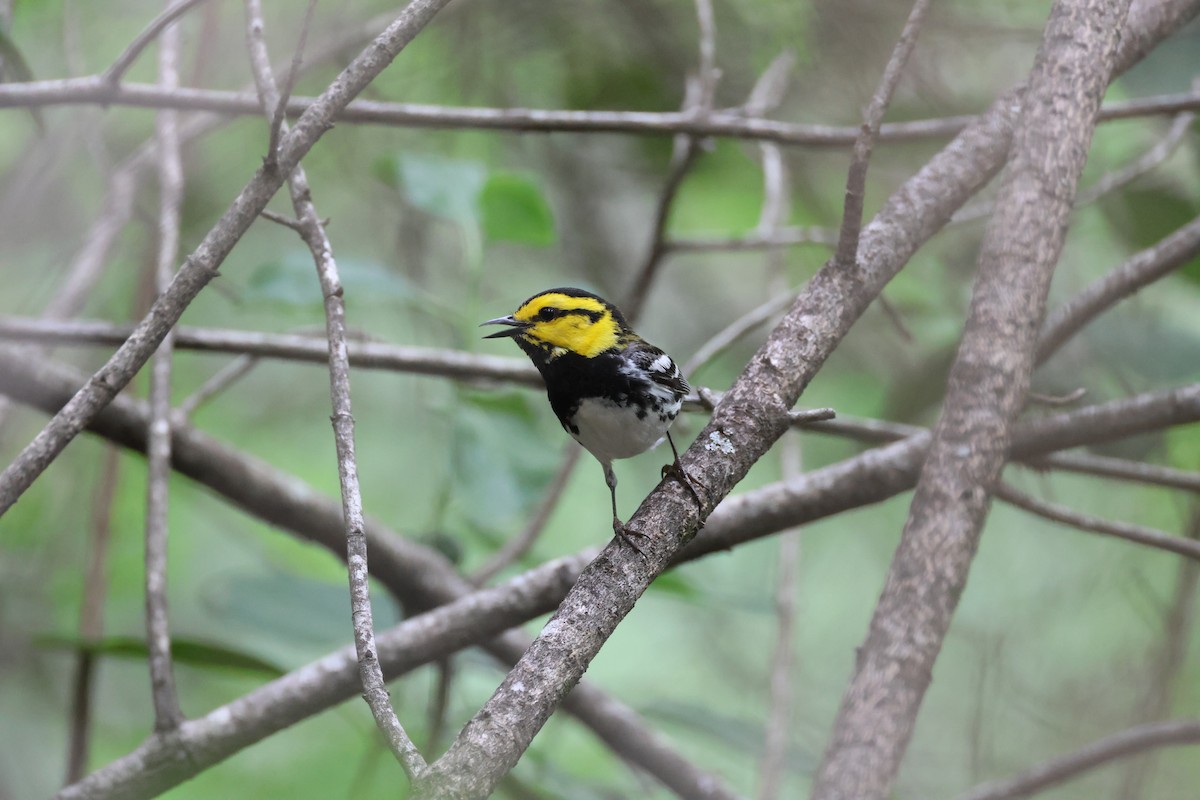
[{"xmin": 0, "ymin": 1, "xmax": 1198, "ymax": 799}]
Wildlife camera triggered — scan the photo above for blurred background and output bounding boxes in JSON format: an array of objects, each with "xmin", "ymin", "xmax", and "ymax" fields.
[{"xmin": 0, "ymin": 0, "xmax": 1199, "ymax": 797}]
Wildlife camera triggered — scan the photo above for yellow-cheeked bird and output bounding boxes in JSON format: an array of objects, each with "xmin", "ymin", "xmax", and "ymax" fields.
[{"xmin": 482, "ymin": 287, "xmax": 701, "ymax": 549}]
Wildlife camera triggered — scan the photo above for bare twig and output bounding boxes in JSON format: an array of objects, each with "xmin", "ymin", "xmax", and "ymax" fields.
[
  {"xmin": 666, "ymin": 226, "xmax": 839, "ymax": 253},
  {"xmin": 1116, "ymin": 507, "xmax": 1200, "ymax": 795},
  {"xmin": 64, "ymin": 448, "xmax": 121, "ymax": 783},
  {"xmin": 244, "ymin": 0, "xmax": 426, "ymax": 779},
  {"xmin": 143, "ymin": 7, "xmax": 185, "ymax": 732},
  {"xmin": 994, "ymin": 482, "xmax": 1200, "ymax": 561},
  {"xmin": 621, "ymin": 0, "xmax": 717, "ymax": 320},
  {"xmin": 1025, "ymin": 387, "xmax": 1087, "ymax": 407},
  {"xmin": 263, "ymin": 0, "xmax": 318, "ymax": 169},
  {"xmin": 833, "ymin": 0, "xmax": 932, "ymax": 269},
  {"xmin": 258, "ymin": 207, "xmax": 306, "ymax": 233},
  {"xmin": 955, "ymin": 99, "xmax": 1198, "ymax": 224},
  {"xmin": 102, "ymin": 0, "xmax": 213, "ymax": 85},
  {"xmin": 683, "ymin": 290, "xmax": 796, "ymax": 379},
  {"xmin": 1074, "ymin": 99, "xmax": 1197, "ymax": 207},
  {"xmin": 176, "ymin": 355, "xmax": 260, "ymax": 418},
  {"xmin": 3, "ymin": 80, "xmax": 1198, "ymax": 146},
  {"xmin": 471, "ymin": 445, "xmax": 583, "ymax": 585},
  {"xmin": 1036, "ymin": 212, "xmax": 1200, "ymax": 364},
  {"xmin": 755, "ymin": 111, "xmax": 801, "ymax": 799},
  {"xmin": 954, "ymin": 719, "xmax": 1200, "ymax": 800},
  {"xmin": 1016, "ymin": 451, "xmax": 1200, "ymax": 494},
  {"xmin": 0, "ymin": 0, "xmax": 456, "ymax": 518},
  {"xmin": 0, "ymin": 317, "xmax": 543, "ymax": 387}
]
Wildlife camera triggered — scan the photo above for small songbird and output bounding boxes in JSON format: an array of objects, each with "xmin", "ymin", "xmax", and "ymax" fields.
[{"xmin": 482, "ymin": 287, "xmax": 700, "ymax": 548}]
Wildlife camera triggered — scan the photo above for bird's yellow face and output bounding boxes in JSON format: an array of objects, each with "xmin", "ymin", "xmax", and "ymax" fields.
[{"xmin": 482, "ymin": 289, "xmax": 628, "ymax": 358}]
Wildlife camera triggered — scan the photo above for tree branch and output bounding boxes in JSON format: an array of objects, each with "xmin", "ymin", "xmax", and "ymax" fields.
[
  {"xmin": 833, "ymin": 0, "xmax": 932, "ymax": 269},
  {"xmin": 143, "ymin": 5, "xmax": 185, "ymax": 732},
  {"xmin": 811, "ymin": 2, "xmax": 1133, "ymax": 796},
  {"xmin": 1036, "ymin": 212, "xmax": 1200, "ymax": 364},
  {"xmin": 954, "ymin": 719, "xmax": 1200, "ymax": 800},
  {"xmin": 994, "ymin": 481, "xmax": 1200, "ymax": 561},
  {"xmin": 2, "ymin": 79, "xmax": 1198, "ymax": 145},
  {"xmin": 101, "ymin": 0, "xmax": 213, "ymax": 85},
  {"xmin": 243, "ymin": 0, "xmax": 425, "ymax": 778}
]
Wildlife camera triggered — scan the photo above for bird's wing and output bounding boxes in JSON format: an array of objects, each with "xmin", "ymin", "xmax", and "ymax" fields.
[{"xmin": 626, "ymin": 342, "xmax": 689, "ymax": 399}]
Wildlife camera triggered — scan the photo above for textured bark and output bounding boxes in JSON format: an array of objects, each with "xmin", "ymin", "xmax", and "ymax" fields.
[{"xmin": 810, "ymin": 1, "xmax": 1133, "ymax": 798}]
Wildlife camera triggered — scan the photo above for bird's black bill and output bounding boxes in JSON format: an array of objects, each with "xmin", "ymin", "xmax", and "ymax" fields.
[{"xmin": 480, "ymin": 315, "xmax": 529, "ymax": 339}]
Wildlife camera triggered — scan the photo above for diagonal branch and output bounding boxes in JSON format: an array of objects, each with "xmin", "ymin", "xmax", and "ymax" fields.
[
  {"xmin": 811, "ymin": 1, "xmax": 1133, "ymax": 797},
  {"xmin": 994, "ymin": 481, "xmax": 1200, "ymax": 561},
  {"xmin": 1036, "ymin": 212, "xmax": 1200, "ymax": 364},
  {"xmin": 243, "ymin": 0, "xmax": 426, "ymax": 779},
  {"xmin": 833, "ymin": 0, "xmax": 932, "ymax": 269},
  {"xmin": 101, "ymin": 0, "xmax": 213, "ymax": 85},
  {"xmin": 954, "ymin": 719, "xmax": 1200, "ymax": 800}
]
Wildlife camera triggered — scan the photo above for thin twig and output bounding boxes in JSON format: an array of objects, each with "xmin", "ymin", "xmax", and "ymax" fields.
[
  {"xmin": 994, "ymin": 481, "xmax": 1200, "ymax": 561},
  {"xmin": 1036, "ymin": 212, "xmax": 1200, "ymax": 364},
  {"xmin": 0, "ymin": 317, "xmax": 543, "ymax": 386},
  {"xmin": 666, "ymin": 226, "xmax": 839, "ymax": 253},
  {"xmin": 244, "ymin": 0, "xmax": 426, "ymax": 778},
  {"xmin": 683, "ymin": 291, "xmax": 795, "ymax": 379},
  {"xmin": 64, "ymin": 447, "xmax": 121, "ymax": 783},
  {"xmin": 3, "ymin": 79, "xmax": 1198, "ymax": 145},
  {"xmin": 1117, "ymin": 506, "xmax": 1200, "ymax": 795},
  {"xmin": 954, "ymin": 719, "xmax": 1200, "ymax": 800},
  {"xmin": 102, "ymin": 0, "xmax": 213, "ymax": 85},
  {"xmin": 1025, "ymin": 387, "xmax": 1087, "ymax": 407},
  {"xmin": 264, "ymin": 0, "xmax": 318, "ymax": 169},
  {"xmin": 833, "ymin": 0, "xmax": 933, "ymax": 269},
  {"xmin": 683, "ymin": 53, "xmax": 798, "ymax": 381},
  {"xmin": 471, "ymin": 445, "xmax": 583, "ymax": 586},
  {"xmin": 177, "ymin": 354, "xmax": 261, "ymax": 418},
  {"xmin": 0, "ymin": 0, "xmax": 456, "ymax": 518},
  {"xmin": 258, "ymin": 207, "xmax": 306, "ymax": 233},
  {"xmin": 621, "ymin": 0, "xmax": 717, "ymax": 321},
  {"xmin": 1016, "ymin": 451, "xmax": 1200, "ymax": 494},
  {"xmin": 755, "ymin": 106, "xmax": 800, "ymax": 800},
  {"xmin": 143, "ymin": 6, "xmax": 185, "ymax": 732},
  {"xmin": 955, "ymin": 99, "xmax": 1198, "ymax": 224}
]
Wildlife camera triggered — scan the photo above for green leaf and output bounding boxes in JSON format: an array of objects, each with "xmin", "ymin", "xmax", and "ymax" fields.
[
  {"xmin": 479, "ymin": 172, "xmax": 556, "ymax": 246},
  {"xmin": 375, "ymin": 154, "xmax": 486, "ymax": 223},
  {"xmin": 648, "ymin": 570, "xmax": 701, "ymax": 600},
  {"xmin": 36, "ymin": 634, "xmax": 285, "ymax": 677},
  {"xmin": 450, "ymin": 388, "xmax": 559, "ymax": 533}
]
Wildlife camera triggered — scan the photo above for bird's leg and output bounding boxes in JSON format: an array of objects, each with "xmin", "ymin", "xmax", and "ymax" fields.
[
  {"xmin": 604, "ymin": 462, "xmax": 646, "ymax": 553},
  {"xmin": 663, "ymin": 431, "xmax": 705, "ymax": 524}
]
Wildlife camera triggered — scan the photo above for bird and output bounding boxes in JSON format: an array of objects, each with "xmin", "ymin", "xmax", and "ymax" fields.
[{"xmin": 482, "ymin": 287, "xmax": 701, "ymax": 550}]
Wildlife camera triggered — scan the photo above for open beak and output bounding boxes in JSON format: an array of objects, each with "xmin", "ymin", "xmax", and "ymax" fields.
[{"xmin": 480, "ymin": 315, "xmax": 529, "ymax": 339}]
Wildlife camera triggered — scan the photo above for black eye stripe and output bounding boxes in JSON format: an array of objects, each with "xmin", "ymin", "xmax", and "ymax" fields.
[{"xmin": 536, "ymin": 307, "xmax": 604, "ymax": 323}]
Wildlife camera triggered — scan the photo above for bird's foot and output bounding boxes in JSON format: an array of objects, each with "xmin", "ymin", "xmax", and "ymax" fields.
[
  {"xmin": 613, "ymin": 517, "xmax": 648, "ymax": 554},
  {"xmin": 661, "ymin": 461, "xmax": 706, "ymax": 527}
]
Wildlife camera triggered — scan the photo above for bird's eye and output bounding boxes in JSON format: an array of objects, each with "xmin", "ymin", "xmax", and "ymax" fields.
[{"xmin": 537, "ymin": 307, "xmax": 559, "ymax": 322}]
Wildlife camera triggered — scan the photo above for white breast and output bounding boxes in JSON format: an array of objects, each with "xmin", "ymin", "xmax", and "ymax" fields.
[{"xmin": 568, "ymin": 396, "xmax": 678, "ymax": 463}]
